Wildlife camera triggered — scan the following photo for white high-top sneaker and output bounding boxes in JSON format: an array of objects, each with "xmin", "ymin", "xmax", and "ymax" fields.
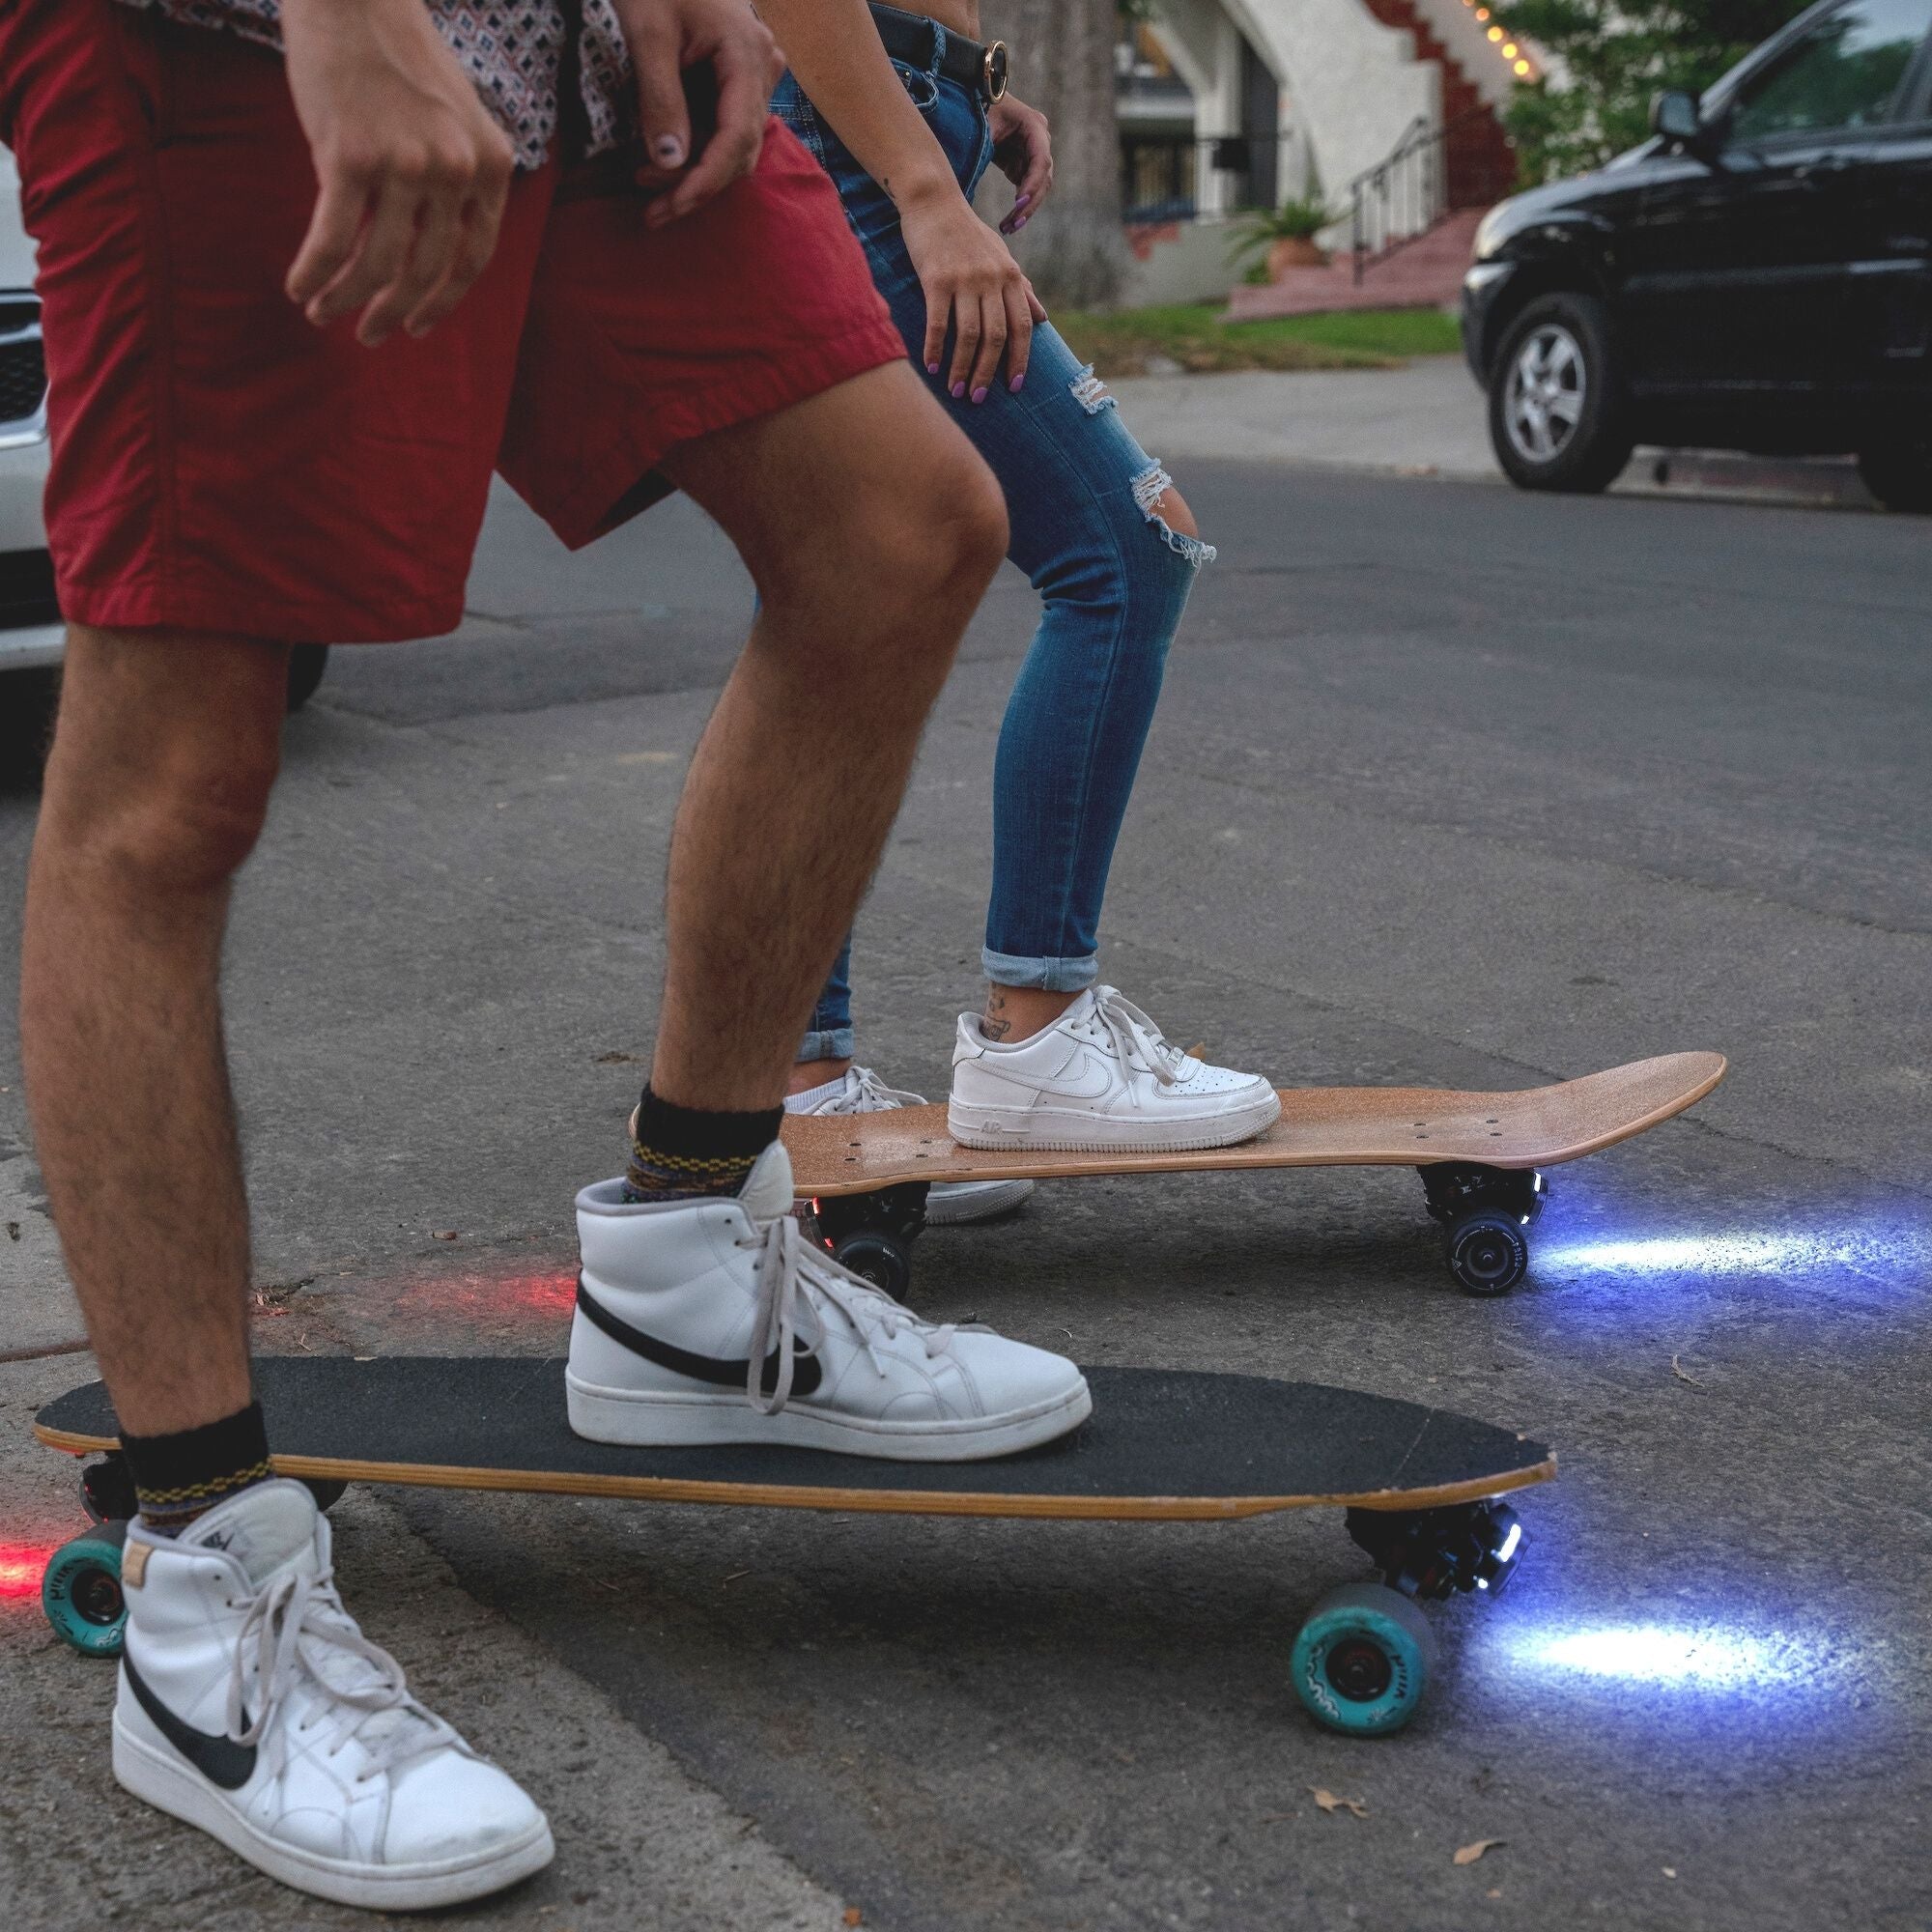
[
  {"xmin": 113, "ymin": 1481, "xmax": 553, "ymax": 1910},
  {"xmin": 949, "ymin": 985, "xmax": 1281, "ymax": 1152},
  {"xmin": 568, "ymin": 1142, "xmax": 1091, "ymax": 1458},
  {"xmin": 785, "ymin": 1066, "xmax": 1035, "ymax": 1225}
]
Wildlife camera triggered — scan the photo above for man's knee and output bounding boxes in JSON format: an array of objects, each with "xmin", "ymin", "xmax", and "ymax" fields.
[
  {"xmin": 908, "ymin": 435, "xmax": 1009, "ymax": 603},
  {"xmin": 43, "ymin": 629, "xmax": 288, "ymax": 892}
]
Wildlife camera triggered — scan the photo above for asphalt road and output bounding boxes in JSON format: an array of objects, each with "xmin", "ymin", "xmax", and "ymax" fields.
[{"xmin": 2, "ymin": 462, "xmax": 1928, "ymax": 1931}]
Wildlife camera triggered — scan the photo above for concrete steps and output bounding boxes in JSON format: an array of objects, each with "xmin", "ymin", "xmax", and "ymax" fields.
[{"xmin": 1224, "ymin": 207, "xmax": 1485, "ymax": 320}]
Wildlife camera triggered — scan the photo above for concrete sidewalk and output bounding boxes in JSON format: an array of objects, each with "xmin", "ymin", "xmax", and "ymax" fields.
[{"xmin": 1109, "ymin": 355, "xmax": 1879, "ymax": 509}]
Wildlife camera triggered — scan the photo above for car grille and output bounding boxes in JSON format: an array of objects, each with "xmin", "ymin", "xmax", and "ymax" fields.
[
  {"xmin": 0, "ymin": 296, "xmax": 47, "ymax": 430},
  {"xmin": 0, "ymin": 549, "xmax": 59, "ymax": 627}
]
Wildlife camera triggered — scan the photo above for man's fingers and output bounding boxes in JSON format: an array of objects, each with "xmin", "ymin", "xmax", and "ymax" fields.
[
  {"xmin": 1000, "ymin": 281, "xmax": 1033, "ymax": 392},
  {"xmin": 967, "ymin": 293, "xmax": 1009, "ymax": 401},
  {"xmin": 309, "ymin": 174, "xmax": 418, "ymax": 329},
  {"xmin": 409, "ymin": 165, "xmax": 509, "ymax": 335},
  {"xmin": 646, "ymin": 40, "xmax": 771, "ymax": 227},
  {"xmin": 286, "ymin": 164, "xmax": 376, "ymax": 308},
  {"xmin": 631, "ymin": 16, "xmax": 695, "ymax": 173},
  {"xmin": 364, "ymin": 185, "xmax": 462, "ymax": 344}
]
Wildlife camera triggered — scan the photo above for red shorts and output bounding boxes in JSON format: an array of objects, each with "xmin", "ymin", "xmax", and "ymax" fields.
[{"xmin": 0, "ymin": 2, "xmax": 904, "ymax": 642}]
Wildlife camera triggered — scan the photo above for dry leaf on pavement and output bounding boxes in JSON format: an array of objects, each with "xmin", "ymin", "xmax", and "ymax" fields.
[
  {"xmin": 1454, "ymin": 1838, "xmax": 1505, "ymax": 1865},
  {"xmin": 1311, "ymin": 1788, "xmax": 1368, "ymax": 1818}
]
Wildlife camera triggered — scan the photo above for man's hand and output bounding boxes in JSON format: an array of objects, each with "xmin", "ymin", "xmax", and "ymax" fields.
[
  {"xmin": 989, "ymin": 94, "xmax": 1052, "ymax": 236},
  {"xmin": 612, "ymin": 0, "xmax": 786, "ymax": 229},
  {"xmin": 281, "ymin": 0, "xmax": 515, "ymax": 346}
]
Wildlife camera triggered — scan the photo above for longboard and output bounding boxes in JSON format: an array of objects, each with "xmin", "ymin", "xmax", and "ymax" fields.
[
  {"xmin": 785, "ymin": 1050, "xmax": 1726, "ymax": 1297},
  {"xmin": 35, "ymin": 1357, "xmax": 1552, "ymax": 1736}
]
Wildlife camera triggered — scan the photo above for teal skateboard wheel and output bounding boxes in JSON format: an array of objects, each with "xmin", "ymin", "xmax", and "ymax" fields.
[
  {"xmin": 42, "ymin": 1520, "xmax": 130, "ymax": 1659},
  {"xmin": 1292, "ymin": 1581, "xmax": 1436, "ymax": 1736}
]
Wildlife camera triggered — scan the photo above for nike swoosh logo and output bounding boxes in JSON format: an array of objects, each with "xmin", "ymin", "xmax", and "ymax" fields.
[
  {"xmin": 576, "ymin": 1278, "xmax": 823, "ymax": 1399},
  {"xmin": 124, "ymin": 1653, "xmax": 257, "ymax": 1790},
  {"xmin": 1019, "ymin": 1048, "xmax": 1119, "ymax": 1103}
]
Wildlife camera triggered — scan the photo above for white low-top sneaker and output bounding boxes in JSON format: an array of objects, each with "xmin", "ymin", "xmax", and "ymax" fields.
[
  {"xmin": 569, "ymin": 1142, "xmax": 1091, "ymax": 1459},
  {"xmin": 112, "ymin": 1481, "xmax": 553, "ymax": 1911},
  {"xmin": 949, "ymin": 984, "xmax": 1281, "ymax": 1152},
  {"xmin": 785, "ymin": 1065, "xmax": 1035, "ymax": 1225}
]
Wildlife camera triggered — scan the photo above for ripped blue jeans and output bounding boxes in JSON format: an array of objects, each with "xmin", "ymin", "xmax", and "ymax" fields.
[{"xmin": 774, "ymin": 58, "xmax": 1212, "ymax": 1062}]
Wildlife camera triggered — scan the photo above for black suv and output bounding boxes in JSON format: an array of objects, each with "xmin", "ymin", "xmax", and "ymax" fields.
[{"xmin": 1462, "ymin": 0, "xmax": 1932, "ymax": 507}]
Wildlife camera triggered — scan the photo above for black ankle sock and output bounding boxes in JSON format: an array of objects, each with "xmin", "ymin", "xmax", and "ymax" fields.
[
  {"xmin": 624, "ymin": 1085, "xmax": 782, "ymax": 1202},
  {"xmin": 120, "ymin": 1401, "xmax": 273, "ymax": 1536}
]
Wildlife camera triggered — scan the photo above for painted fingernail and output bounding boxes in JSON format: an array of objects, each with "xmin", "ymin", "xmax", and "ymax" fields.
[
  {"xmin": 1013, "ymin": 193, "xmax": 1033, "ymax": 212},
  {"xmin": 1009, "ymin": 372, "xmax": 1025, "ymax": 393},
  {"xmin": 951, "ymin": 382, "xmax": 966, "ymax": 399},
  {"xmin": 971, "ymin": 384, "xmax": 989, "ymax": 404},
  {"xmin": 926, "ymin": 360, "xmax": 941, "ymax": 376},
  {"xmin": 655, "ymin": 135, "xmax": 685, "ymax": 165},
  {"xmin": 1014, "ymin": 213, "xmax": 1028, "ymax": 231}
]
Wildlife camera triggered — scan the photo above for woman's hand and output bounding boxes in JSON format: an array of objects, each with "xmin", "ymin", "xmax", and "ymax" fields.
[
  {"xmin": 900, "ymin": 189, "xmax": 1046, "ymax": 400},
  {"xmin": 988, "ymin": 93, "xmax": 1052, "ymax": 235}
]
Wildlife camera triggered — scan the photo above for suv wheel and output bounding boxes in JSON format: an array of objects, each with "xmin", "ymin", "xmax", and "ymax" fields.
[
  {"xmin": 1857, "ymin": 440, "xmax": 1932, "ymax": 514},
  {"xmin": 1489, "ymin": 293, "xmax": 1634, "ymax": 495}
]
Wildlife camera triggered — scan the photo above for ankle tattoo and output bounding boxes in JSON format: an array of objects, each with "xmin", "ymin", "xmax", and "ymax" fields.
[{"xmin": 980, "ymin": 989, "xmax": 1013, "ymax": 1041}]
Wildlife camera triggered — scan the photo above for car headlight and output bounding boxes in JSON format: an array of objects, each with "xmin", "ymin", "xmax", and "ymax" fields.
[{"xmin": 1463, "ymin": 262, "xmax": 1513, "ymax": 295}]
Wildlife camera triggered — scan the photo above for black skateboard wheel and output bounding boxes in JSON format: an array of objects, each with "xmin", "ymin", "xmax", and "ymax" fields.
[
  {"xmin": 43, "ymin": 1520, "xmax": 130, "ymax": 1659},
  {"xmin": 1291, "ymin": 1581, "xmax": 1436, "ymax": 1736},
  {"xmin": 830, "ymin": 1229, "xmax": 913, "ymax": 1299},
  {"xmin": 1448, "ymin": 1212, "xmax": 1530, "ymax": 1295}
]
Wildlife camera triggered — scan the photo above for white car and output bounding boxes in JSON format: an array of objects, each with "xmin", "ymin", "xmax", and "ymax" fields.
[
  {"xmin": 0, "ymin": 145, "xmax": 59, "ymax": 674},
  {"xmin": 0, "ymin": 146, "xmax": 327, "ymax": 719}
]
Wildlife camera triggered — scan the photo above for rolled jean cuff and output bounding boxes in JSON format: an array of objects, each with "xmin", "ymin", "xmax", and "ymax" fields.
[
  {"xmin": 981, "ymin": 949, "xmax": 1100, "ymax": 994},
  {"xmin": 797, "ymin": 1025, "xmax": 857, "ymax": 1063}
]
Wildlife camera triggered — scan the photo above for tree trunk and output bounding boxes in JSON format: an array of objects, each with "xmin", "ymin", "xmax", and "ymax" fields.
[{"xmin": 977, "ymin": 0, "xmax": 1127, "ymax": 309}]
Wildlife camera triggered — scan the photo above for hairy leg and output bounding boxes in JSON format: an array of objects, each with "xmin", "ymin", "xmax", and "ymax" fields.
[
  {"xmin": 650, "ymin": 361, "xmax": 1007, "ymax": 1111},
  {"xmin": 20, "ymin": 628, "xmax": 288, "ymax": 1435}
]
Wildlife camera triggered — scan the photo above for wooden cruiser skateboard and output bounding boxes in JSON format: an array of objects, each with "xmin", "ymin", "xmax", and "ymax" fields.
[
  {"xmin": 785, "ymin": 1050, "xmax": 1726, "ymax": 1298},
  {"xmin": 37, "ymin": 1356, "xmax": 1552, "ymax": 1737}
]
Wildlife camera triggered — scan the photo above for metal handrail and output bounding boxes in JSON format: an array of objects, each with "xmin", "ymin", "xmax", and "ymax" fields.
[{"xmin": 1347, "ymin": 106, "xmax": 1505, "ymax": 284}]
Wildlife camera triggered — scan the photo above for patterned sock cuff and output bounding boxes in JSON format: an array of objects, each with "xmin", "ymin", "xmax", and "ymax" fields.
[
  {"xmin": 120, "ymin": 1400, "xmax": 273, "ymax": 1534},
  {"xmin": 625, "ymin": 1086, "xmax": 783, "ymax": 1201}
]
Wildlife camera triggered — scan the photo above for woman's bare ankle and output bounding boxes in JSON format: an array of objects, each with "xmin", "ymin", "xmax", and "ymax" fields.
[{"xmin": 980, "ymin": 984, "xmax": 1079, "ymax": 1044}]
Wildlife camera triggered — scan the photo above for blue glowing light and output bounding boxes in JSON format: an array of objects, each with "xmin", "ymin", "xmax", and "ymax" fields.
[
  {"xmin": 1539, "ymin": 1223, "xmax": 1931, "ymax": 1281},
  {"xmin": 1496, "ymin": 1522, "xmax": 1522, "ymax": 1564},
  {"xmin": 1503, "ymin": 1622, "xmax": 1823, "ymax": 1692}
]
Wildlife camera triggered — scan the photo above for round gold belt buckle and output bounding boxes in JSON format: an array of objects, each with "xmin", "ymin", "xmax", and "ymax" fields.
[{"xmin": 981, "ymin": 40, "xmax": 1009, "ymax": 101}]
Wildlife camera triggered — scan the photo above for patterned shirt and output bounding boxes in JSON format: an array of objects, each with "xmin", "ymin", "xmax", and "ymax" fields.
[{"xmin": 114, "ymin": 1, "xmax": 639, "ymax": 170}]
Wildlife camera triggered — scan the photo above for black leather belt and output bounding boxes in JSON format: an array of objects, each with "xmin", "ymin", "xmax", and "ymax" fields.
[{"xmin": 867, "ymin": 3, "xmax": 1009, "ymax": 100}]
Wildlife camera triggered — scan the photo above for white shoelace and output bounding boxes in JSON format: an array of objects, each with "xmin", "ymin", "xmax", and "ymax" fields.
[
  {"xmin": 1089, "ymin": 986, "xmax": 1191, "ymax": 1089},
  {"xmin": 738, "ymin": 1211, "xmax": 970, "ymax": 1415},
  {"xmin": 227, "ymin": 1564, "xmax": 458, "ymax": 1786},
  {"xmin": 818, "ymin": 1066, "xmax": 925, "ymax": 1114}
]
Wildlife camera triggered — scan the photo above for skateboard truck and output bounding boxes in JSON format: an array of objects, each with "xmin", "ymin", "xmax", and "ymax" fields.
[
  {"xmin": 1418, "ymin": 1163, "xmax": 1548, "ymax": 1297},
  {"xmin": 810, "ymin": 1180, "xmax": 929, "ymax": 1298},
  {"xmin": 1344, "ymin": 1498, "xmax": 1524, "ymax": 1600}
]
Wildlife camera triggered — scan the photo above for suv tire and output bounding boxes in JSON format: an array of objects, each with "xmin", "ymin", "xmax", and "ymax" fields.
[
  {"xmin": 1857, "ymin": 439, "xmax": 1932, "ymax": 514},
  {"xmin": 1488, "ymin": 292, "xmax": 1634, "ymax": 495}
]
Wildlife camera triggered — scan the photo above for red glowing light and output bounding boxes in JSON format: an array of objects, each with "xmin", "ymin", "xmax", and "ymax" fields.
[{"xmin": 0, "ymin": 1543, "xmax": 55, "ymax": 1600}]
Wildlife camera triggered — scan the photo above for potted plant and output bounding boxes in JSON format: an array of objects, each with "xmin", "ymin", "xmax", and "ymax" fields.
[{"xmin": 1228, "ymin": 195, "xmax": 1335, "ymax": 280}]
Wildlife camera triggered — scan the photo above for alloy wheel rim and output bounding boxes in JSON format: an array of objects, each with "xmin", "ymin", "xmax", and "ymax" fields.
[{"xmin": 1505, "ymin": 324, "xmax": 1586, "ymax": 464}]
